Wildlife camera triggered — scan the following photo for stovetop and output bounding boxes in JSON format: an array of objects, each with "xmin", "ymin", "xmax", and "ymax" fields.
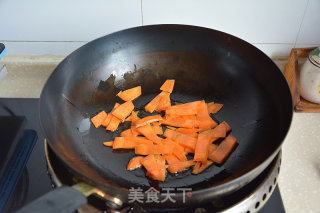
[{"xmin": 0, "ymin": 98, "xmax": 286, "ymax": 213}]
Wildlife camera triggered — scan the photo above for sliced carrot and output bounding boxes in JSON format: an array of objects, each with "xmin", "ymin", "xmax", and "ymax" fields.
[
  {"xmin": 112, "ymin": 101, "xmax": 134, "ymax": 120},
  {"xmin": 145, "ymin": 92, "xmax": 163, "ymax": 113},
  {"xmin": 130, "ymin": 111, "xmax": 140, "ymax": 123},
  {"xmin": 193, "ymin": 132, "xmax": 211, "ymax": 163},
  {"xmin": 192, "ymin": 162, "xmax": 201, "ymax": 174},
  {"xmin": 136, "ymin": 124, "xmax": 163, "ymax": 144},
  {"xmin": 135, "ymin": 144, "xmax": 173, "ymax": 155},
  {"xmin": 209, "ymin": 135, "xmax": 237, "ymax": 164},
  {"xmin": 207, "ymin": 102, "xmax": 224, "ymax": 114},
  {"xmin": 106, "ymin": 103, "xmax": 121, "ymax": 131},
  {"xmin": 176, "ymin": 128, "xmax": 198, "ymax": 137},
  {"xmin": 102, "ymin": 113, "xmax": 112, "ymax": 127},
  {"xmin": 135, "ymin": 114, "xmax": 163, "ymax": 128},
  {"xmin": 163, "ymin": 137, "xmax": 187, "ymax": 161},
  {"xmin": 164, "ymin": 154, "xmax": 180, "ymax": 164},
  {"xmin": 117, "ymin": 86, "xmax": 142, "ymax": 102},
  {"xmin": 91, "ymin": 110, "xmax": 108, "ymax": 128},
  {"xmin": 192, "ymin": 160, "xmax": 214, "ymax": 174},
  {"xmin": 163, "ymin": 128, "xmax": 197, "ymax": 151},
  {"xmin": 178, "ymin": 134, "xmax": 198, "ymax": 152},
  {"xmin": 124, "ymin": 136, "xmax": 154, "ymax": 145},
  {"xmin": 113, "ymin": 137, "xmax": 136, "ymax": 149},
  {"xmin": 151, "ymin": 122, "xmax": 163, "ymax": 135},
  {"xmin": 156, "ymin": 91, "xmax": 171, "ymax": 112},
  {"xmin": 163, "ymin": 128, "xmax": 180, "ymax": 140},
  {"xmin": 103, "ymin": 141, "xmax": 113, "ymax": 147},
  {"xmin": 202, "ymin": 121, "xmax": 231, "ymax": 140},
  {"xmin": 184, "ymin": 147, "xmax": 194, "ymax": 154},
  {"xmin": 198, "ymin": 160, "xmax": 214, "ymax": 173},
  {"xmin": 121, "ymin": 129, "xmax": 134, "ymax": 137},
  {"xmin": 131, "ymin": 126, "xmax": 140, "ymax": 136},
  {"xmin": 160, "ymin": 79, "xmax": 175, "ymax": 93},
  {"xmin": 208, "ymin": 144, "xmax": 218, "ymax": 156},
  {"xmin": 165, "ymin": 101, "xmax": 201, "ymax": 116},
  {"xmin": 106, "ymin": 116, "xmax": 121, "ymax": 131},
  {"xmin": 113, "ymin": 137, "xmax": 153, "ymax": 149},
  {"xmin": 141, "ymin": 154, "xmax": 166, "ymax": 181},
  {"xmin": 127, "ymin": 156, "xmax": 144, "ymax": 171},
  {"xmin": 161, "ymin": 116, "xmax": 200, "ymax": 129},
  {"xmin": 167, "ymin": 160, "xmax": 196, "ymax": 173},
  {"xmin": 197, "ymin": 101, "xmax": 217, "ymax": 131}
]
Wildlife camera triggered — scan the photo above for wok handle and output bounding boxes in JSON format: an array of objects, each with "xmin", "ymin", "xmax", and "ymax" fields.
[{"xmin": 15, "ymin": 186, "xmax": 87, "ymax": 213}]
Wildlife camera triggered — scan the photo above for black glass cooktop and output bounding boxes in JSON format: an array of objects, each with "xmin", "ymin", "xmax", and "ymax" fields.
[{"xmin": 0, "ymin": 98, "xmax": 285, "ymax": 213}]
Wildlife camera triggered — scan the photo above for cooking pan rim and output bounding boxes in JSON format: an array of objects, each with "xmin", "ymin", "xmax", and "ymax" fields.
[{"xmin": 39, "ymin": 24, "xmax": 293, "ymax": 203}]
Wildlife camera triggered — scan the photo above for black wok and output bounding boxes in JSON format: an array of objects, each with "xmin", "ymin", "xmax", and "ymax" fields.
[{"xmin": 16, "ymin": 25, "xmax": 292, "ymax": 212}]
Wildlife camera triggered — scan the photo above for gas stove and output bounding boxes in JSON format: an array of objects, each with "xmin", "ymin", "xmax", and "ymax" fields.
[{"xmin": 0, "ymin": 98, "xmax": 286, "ymax": 213}]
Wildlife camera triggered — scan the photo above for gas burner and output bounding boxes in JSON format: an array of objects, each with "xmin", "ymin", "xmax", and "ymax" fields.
[{"xmin": 45, "ymin": 140, "xmax": 281, "ymax": 213}]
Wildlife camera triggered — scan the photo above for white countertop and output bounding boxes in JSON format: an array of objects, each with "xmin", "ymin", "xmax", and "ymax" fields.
[{"xmin": 1, "ymin": 55, "xmax": 319, "ymax": 212}]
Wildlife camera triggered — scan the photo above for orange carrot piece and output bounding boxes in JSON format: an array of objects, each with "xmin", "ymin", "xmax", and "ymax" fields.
[
  {"xmin": 209, "ymin": 135, "xmax": 237, "ymax": 164},
  {"xmin": 194, "ymin": 132, "xmax": 211, "ymax": 163},
  {"xmin": 106, "ymin": 116, "xmax": 121, "ymax": 131},
  {"xmin": 184, "ymin": 147, "xmax": 194, "ymax": 154},
  {"xmin": 136, "ymin": 124, "xmax": 163, "ymax": 144},
  {"xmin": 198, "ymin": 160, "xmax": 214, "ymax": 173},
  {"xmin": 163, "ymin": 137, "xmax": 187, "ymax": 161},
  {"xmin": 112, "ymin": 137, "xmax": 153, "ymax": 149},
  {"xmin": 91, "ymin": 110, "xmax": 108, "ymax": 128},
  {"xmin": 202, "ymin": 121, "xmax": 231, "ymax": 140},
  {"xmin": 156, "ymin": 91, "xmax": 171, "ymax": 112},
  {"xmin": 127, "ymin": 156, "xmax": 144, "ymax": 170},
  {"xmin": 161, "ymin": 117, "xmax": 200, "ymax": 129},
  {"xmin": 102, "ymin": 113, "xmax": 112, "ymax": 127},
  {"xmin": 176, "ymin": 128, "xmax": 198, "ymax": 137},
  {"xmin": 113, "ymin": 137, "xmax": 136, "ymax": 149},
  {"xmin": 208, "ymin": 144, "xmax": 218, "ymax": 156},
  {"xmin": 152, "ymin": 122, "xmax": 163, "ymax": 135},
  {"xmin": 112, "ymin": 101, "xmax": 134, "ymax": 120},
  {"xmin": 197, "ymin": 101, "xmax": 218, "ymax": 131},
  {"xmin": 164, "ymin": 154, "xmax": 180, "ymax": 164},
  {"xmin": 141, "ymin": 155, "xmax": 166, "ymax": 181},
  {"xmin": 163, "ymin": 128, "xmax": 197, "ymax": 151},
  {"xmin": 128, "ymin": 111, "xmax": 140, "ymax": 124},
  {"xmin": 165, "ymin": 101, "xmax": 201, "ymax": 116},
  {"xmin": 160, "ymin": 79, "xmax": 175, "ymax": 93},
  {"xmin": 207, "ymin": 102, "xmax": 224, "ymax": 114},
  {"xmin": 167, "ymin": 160, "xmax": 196, "ymax": 173},
  {"xmin": 105, "ymin": 103, "xmax": 121, "ymax": 131},
  {"xmin": 135, "ymin": 144, "xmax": 173, "ymax": 155},
  {"xmin": 103, "ymin": 141, "xmax": 113, "ymax": 147},
  {"xmin": 192, "ymin": 162, "xmax": 201, "ymax": 174},
  {"xmin": 117, "ymin": 86, "xmax": 142, "ymax": 101},
  {"xmin": 124, "ymin": 136, "xmax": 154, "ymax": 145},
  {"xmin": 145, "ymin": 92, "xmax": 163, "ymax": 113},
  {"xmin": 192, "ymin": 160, "xmax": 214, "ymax": 174},
  {"xmin": 135, "ymin": 114, "xmax": 163, "ymax": 128},
  {"xmin": 121, "ymin": 129, "xmax": 134, "ymax": 137}
]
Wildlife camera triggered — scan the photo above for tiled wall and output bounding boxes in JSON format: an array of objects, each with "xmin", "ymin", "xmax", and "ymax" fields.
[{"xmin": 0, "ymin": 0, "xmax": 319, "ymax": 56}]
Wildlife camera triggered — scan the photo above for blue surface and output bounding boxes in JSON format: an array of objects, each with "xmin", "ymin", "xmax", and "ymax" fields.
[{"xmin": 0, "ymin": 130, "xmax": 38, "ymax": 213}]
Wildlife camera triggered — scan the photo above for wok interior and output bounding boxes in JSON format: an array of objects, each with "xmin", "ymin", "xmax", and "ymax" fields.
[{"xmin": 40, "ymin": 25, "xmax": 292, "ymax": 194}]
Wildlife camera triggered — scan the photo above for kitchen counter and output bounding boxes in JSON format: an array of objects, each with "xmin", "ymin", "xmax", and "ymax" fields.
[{"xmin": 0, "ymin": 55, "xmax": 319, "ymax": 213}]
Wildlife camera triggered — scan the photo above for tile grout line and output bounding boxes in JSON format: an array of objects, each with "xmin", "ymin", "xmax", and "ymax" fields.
[
  {"xmin": 141, "ymin": 0, "xmax": 144, "ymax": 26},
  {"xmin": 293, "ymin": 0, "xmax": 310, "ymax": 48}
]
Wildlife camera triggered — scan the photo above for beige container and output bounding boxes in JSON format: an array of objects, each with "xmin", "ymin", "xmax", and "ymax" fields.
[{"xmin": 300, "ymin": 47, "xmax": 320, "ymax": 104}]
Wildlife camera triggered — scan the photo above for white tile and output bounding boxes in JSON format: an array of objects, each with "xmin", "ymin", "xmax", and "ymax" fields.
[
  {"xmin": 252, "ymin": 43, "xmax": 294, "ymax": 57},
  {"xmin": 142, "ymin": 0, "xmax": 307, "ymax": 44},
  {"xmin": 2, "ymin": 41, "xmax": 86, "ymax": 55},
  {"xmin": 296, "ymin": 0, "xmax": 320, "ymax": 45},
  {"xmin": 0, "ymin": 0, "xmax": 141, "ymax": 41}
]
